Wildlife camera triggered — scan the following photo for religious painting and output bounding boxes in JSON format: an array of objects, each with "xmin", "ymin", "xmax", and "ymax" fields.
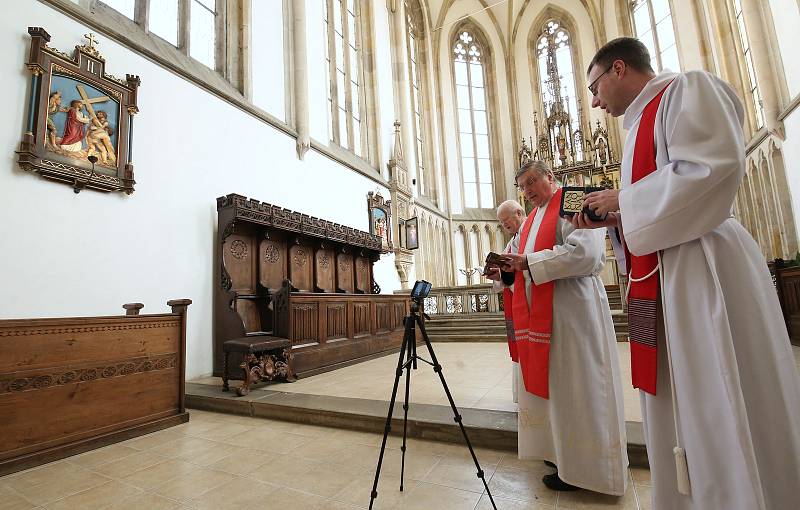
[
  {"xmin": 47, "ymin": 75, "xmax": 120, "ymax": 168},
  {"xmin": 16, "ymin": 27, "xmax": 140, "ymax": 194},
  {"xmin": 367, "ymin": 191, "xmax": 392, "ymax": 253},
  {"xmin": 405, "ymin": 216, "xmax": 419, "ymax": 250}
]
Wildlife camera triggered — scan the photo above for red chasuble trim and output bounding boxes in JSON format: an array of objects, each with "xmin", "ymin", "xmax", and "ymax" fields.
[
  {"xmin": 627, "ymin": 81, "xmax": 673, "ymax": 396},
  {"xmin": 511, "ymin": 188, "xmax": 562, "ymax": 399}
]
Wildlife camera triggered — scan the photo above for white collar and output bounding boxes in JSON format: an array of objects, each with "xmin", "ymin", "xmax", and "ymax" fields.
[{"xmin": 622, "ymin": 71, "xmax": 678, "ymax": 130}]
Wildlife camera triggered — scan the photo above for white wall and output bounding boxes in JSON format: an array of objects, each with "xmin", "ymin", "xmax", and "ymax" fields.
[{"xmin": 0, "ymin": 1, "xmax": 401, "ymax": 379}]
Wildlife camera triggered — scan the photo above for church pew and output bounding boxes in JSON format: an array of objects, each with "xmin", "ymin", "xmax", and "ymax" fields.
[{"xmin": 0, "ymin": 300, "xmax": 191, "ymax": 476}]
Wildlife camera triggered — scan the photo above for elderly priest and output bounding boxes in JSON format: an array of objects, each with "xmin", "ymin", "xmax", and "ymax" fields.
[{"xmin": 494, "ymin": 160, "xmax": 628, "ymax": 495}]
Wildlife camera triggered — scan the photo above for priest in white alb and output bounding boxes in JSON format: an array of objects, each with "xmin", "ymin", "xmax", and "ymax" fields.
[
  {"xmin": 492, "ymin": 160, "xmax": 628, "ymax": 495},
  {"xmin": 487, "ymin": 199, "xmax": 526, "ymax": 404},
  {"xmin": 574, "ymin": 37, "xmax": 800, "ymax": 509}
]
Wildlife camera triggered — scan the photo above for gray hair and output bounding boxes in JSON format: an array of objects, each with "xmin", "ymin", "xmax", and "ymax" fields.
[
  {"xmin": 496, "ymin": 199, "xmax": 524, "ymax": 217},
  {"xmin": 515, "ymin": 160, "xmax": 553, "ymax": 181}
]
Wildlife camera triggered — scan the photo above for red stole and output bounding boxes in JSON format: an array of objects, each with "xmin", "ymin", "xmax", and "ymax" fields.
[
  {"xmin": 503, "ymin": 239, "xmax": 518, "ymax": 362},
  {"xmin": 511, "ymin": 188, "xmax": 562, "ymax": 399},
  {"xmin": 626, "ymin": 82, "xmax": 673, "ymax": 396}
]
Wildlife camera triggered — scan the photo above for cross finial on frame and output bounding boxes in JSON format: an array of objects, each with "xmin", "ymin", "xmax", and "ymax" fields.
[{"xmin": 83, "ymin": 33, "xmax": 99, "ymax": 49}]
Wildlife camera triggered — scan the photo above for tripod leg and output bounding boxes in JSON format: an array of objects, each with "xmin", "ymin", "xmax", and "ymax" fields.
[
  {"xmin": 369, "ymin": 318, "xmax": 413, "ymax": 510},
  {"xmin": 415, "ymin": 315, "xmax": 498, "ymax": 510},
  {"xmin": 399, "ymin": 327, "xmax": 413, "ymax": 491}
]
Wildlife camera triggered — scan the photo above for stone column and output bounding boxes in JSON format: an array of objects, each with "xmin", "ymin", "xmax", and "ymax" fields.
[
  {"xmin": 390, "ymin": 0, "xmax": 415, "ymax": 187},
  {"xmin": 293, "ymin": 0, "xmax": 310, "ymax": 159},
  {"xmin": 739, "ymin": 0, "xmax": 781, "ymax": 133}
]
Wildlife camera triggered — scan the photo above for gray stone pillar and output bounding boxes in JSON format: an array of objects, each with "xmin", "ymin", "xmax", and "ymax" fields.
[
  {"xmin": 739, "ymin": 0, "xmax": 780, "ymax": 133},
  {"xmin": 293, "ymin": 0, "xmax": 310, "ymax": 159}
]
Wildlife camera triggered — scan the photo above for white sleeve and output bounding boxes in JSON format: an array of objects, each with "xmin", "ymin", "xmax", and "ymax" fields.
[
  {"xmin": 608, "ymin": 226, "xmax": 627, "ymax": 275},
  {"xmin": 619, "ymin": 71, "xmax": 745, "ymax": 255},
  {"xmin": 526, "ymin": 220, "xmax": 606, "ymax": 285}
]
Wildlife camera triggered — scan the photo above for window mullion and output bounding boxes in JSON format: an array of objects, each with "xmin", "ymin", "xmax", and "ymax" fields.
[
  {"xmin": 326, "ymin": 0, "xmax": 340, "ymax": 144},
  {"xmin": 135, "ymin": 0, "xmax": 149, "ymax": 32},
  {"xmin": 178, "ymin": 0, "xmax": 190, "ymax": 55},
  {"xmin": 341, "ymin": 0, "xmax": 352, "ymax": 150},
  {"xmin": 467, "ymin": 63, "xmax": 481, "ymax": 207},
  {"xmin": 647, "ymin": 0, "xmax": 662, "ymax": 71}
]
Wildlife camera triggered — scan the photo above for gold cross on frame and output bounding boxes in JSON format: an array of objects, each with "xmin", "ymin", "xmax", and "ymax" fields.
[{"xmin": 83, "ymin": 33, "xmax": 99, "ymax": 49}]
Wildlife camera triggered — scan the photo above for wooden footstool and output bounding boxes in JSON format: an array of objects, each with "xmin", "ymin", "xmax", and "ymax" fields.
[{"xmin": 222, "ymin": 337, "xmax": 295, "ymax": 396}]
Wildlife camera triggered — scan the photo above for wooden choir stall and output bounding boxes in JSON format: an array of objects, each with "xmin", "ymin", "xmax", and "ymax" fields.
[{"xmin": 215, "ymin": 194, "xmax": 409, "ymax": 381}]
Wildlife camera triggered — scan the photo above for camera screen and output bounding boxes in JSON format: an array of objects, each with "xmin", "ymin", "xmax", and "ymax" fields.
[{"xmin": 411, "ymin": 280, "xmax": 432, "ymax": 299}]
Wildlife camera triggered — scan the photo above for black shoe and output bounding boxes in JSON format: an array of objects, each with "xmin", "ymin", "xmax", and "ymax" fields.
[
  {"xmin": 544, "ymin": 460, "xmax": 556, "ymax": 469},
  {"xmin": 542, "ymin": 473, "xmax": 579, "ymax": 491}
]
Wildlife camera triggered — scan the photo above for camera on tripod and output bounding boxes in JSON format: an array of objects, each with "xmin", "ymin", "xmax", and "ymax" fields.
[
  {"xmin": 409, "ymin": 280, "xmax": 432, "ymax": 311},
  {"xmin": 368, "ymin": 278, "xmax": 497, "ymax": 509}
]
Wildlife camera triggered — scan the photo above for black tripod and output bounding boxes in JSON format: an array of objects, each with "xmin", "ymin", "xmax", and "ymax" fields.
[{"xmin": 368, "ymin": 297, "xmax": 497, "ymax": 509}]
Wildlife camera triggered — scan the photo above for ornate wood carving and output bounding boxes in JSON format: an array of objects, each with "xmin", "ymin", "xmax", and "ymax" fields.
[
  {"xmin": 325, "ymin": 303, "xmax": 347, "ymax": 339},
  {"xmin": 353, "ymin": 302, "xmax": 371, "ymax": 337},
  {"xmin": 235, "ymin": 349, "xmax": 293, "ymax": 396},
  {"xmin": 289, "ymin": 243, "xmax": 313, "ymax": 292},
  {"xmin": 215, "ymin": 195, "xmax": 409, "ymax": 378},
  {"xmin": 259, "ymin": 238, "xmax": 287, "ymax": 291},
  {"xmin": 17, "ymin": 28, "xmax": 140, "ymax": 194},
  {"xmin": 337, "ymin": 252, "xmax": 354, "ymax": 293},
  {"xmin": 376, "ymin": 303, "xmax": 392, "ymax": 333},
  {"xmin": 291, "ymin": 303, "xmax": 318, "ymax": 343}
]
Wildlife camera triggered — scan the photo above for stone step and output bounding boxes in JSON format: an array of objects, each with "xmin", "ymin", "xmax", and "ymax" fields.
[
  {"xmin": 426, "ymin": 333, "xmax": 508, "ymax": 342},
  {"xmin": 425, "ymin": 324, "xmax": 506, "ymax": 335}
]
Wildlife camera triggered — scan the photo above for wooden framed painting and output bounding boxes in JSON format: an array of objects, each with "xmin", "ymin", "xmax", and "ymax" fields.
[
  {"xmin": 367, "ymin": 191, "xmax": 392, "ymax": 252},
  {"xmin": 16, "ymin": 27, "xmax": 140, "ymax": 194},
  {"xmin": 405, "ymin": 216, "xmax": 419, "ymax": 250}
]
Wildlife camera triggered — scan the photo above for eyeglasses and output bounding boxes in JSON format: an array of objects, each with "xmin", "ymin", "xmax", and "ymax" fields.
[
  {"xmin": 515, "ymin": 175, "xmax": 538, "ymax": 190},
  {"xmin": 588, "ymin": 64, "xmax": 614, "ymax": 96}
]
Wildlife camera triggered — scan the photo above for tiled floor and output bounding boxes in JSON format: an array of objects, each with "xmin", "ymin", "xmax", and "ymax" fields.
[
  {"xmin": 192, "ymin": 343, "xmax": 644, "ymax": 423},
  {"xmin": 0, "ymin": 410, "xmax": 653, "ymax": 510}
]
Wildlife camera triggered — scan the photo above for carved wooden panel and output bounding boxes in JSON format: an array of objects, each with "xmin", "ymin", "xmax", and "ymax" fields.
[
  {"xmin": 223, "ymin": 233, "xmax": 256, "ymax": 294},
  {"xmin": 259, "ymin": 238, "xmax": 286, "ymax": 290},
  {"xmin": 289, "ymin": 244, "xmax": 313, "ymax": 292},
  {"xmin": 355, "ymin": 256, "xmax": 371, "ymax": 293},
  {"xmin": 325, "ymin": 303, "xmax": 347, "ymax": 340},
  {"xmin": 0, "ymin": 305, "xmax": 189, "ymax": 475},
  {"xmin": 337, "ymin": 253, "xmax": 354, "ymax": 293},
  {"xmin": 376, "ymin": 302, "xmax": 392, "ymax": 333},
  {"xmin": 394, "ymin": 302, "xmax": 406, "ymax": 328},
  {"xmin": 353, "ymin": 302, "xmax": 371, "ymax": 338},
  {"xmin": 315, "ymin": 248, "xmax": 335, "ymax": 293},
  {"xmin": 235, "ymin": 298, "xmax": 261, "ymax": 333},
  {"xmin": 291, "ymin": 303, "xmax": 318, "ymax": 343}
]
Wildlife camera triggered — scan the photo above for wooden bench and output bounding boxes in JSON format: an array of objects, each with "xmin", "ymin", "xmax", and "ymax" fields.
[
  {"xmin": 222, "ymin": 337, "xmax": 295, "ymax": 396},
  {"xmin": 0, "ymin": 300, "xmax": 191, "ymax": 476}
]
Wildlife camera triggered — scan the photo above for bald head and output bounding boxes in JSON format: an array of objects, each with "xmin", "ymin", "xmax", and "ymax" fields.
[{"xmin": 496, "ymin": 200, "xmax": 525, "ymax": 235}]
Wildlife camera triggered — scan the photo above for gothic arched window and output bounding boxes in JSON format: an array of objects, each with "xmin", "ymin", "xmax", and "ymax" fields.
[
  {"xmin": 406, "ymin": 1, "xmax": 432, "ymax": 199},
  {"xmin": 730, "ymin": 0, "xmax": 765, "ymax": 130},
  {"xmin": 324, "ymin": 0, "xmax": 367, "ymax": 157},
  {"xmin": 631, "ymin": 0, "xmax": 680, "ymax": 73},
  {"xmin": 453, "ymin": 29, "xmax": 494, "ymax": 209}
]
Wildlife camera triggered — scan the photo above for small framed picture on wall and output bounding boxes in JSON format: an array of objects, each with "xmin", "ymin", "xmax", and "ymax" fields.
[{"xmin": 405, "ymin": 217, "xmax": 419, "ymax": 250}]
